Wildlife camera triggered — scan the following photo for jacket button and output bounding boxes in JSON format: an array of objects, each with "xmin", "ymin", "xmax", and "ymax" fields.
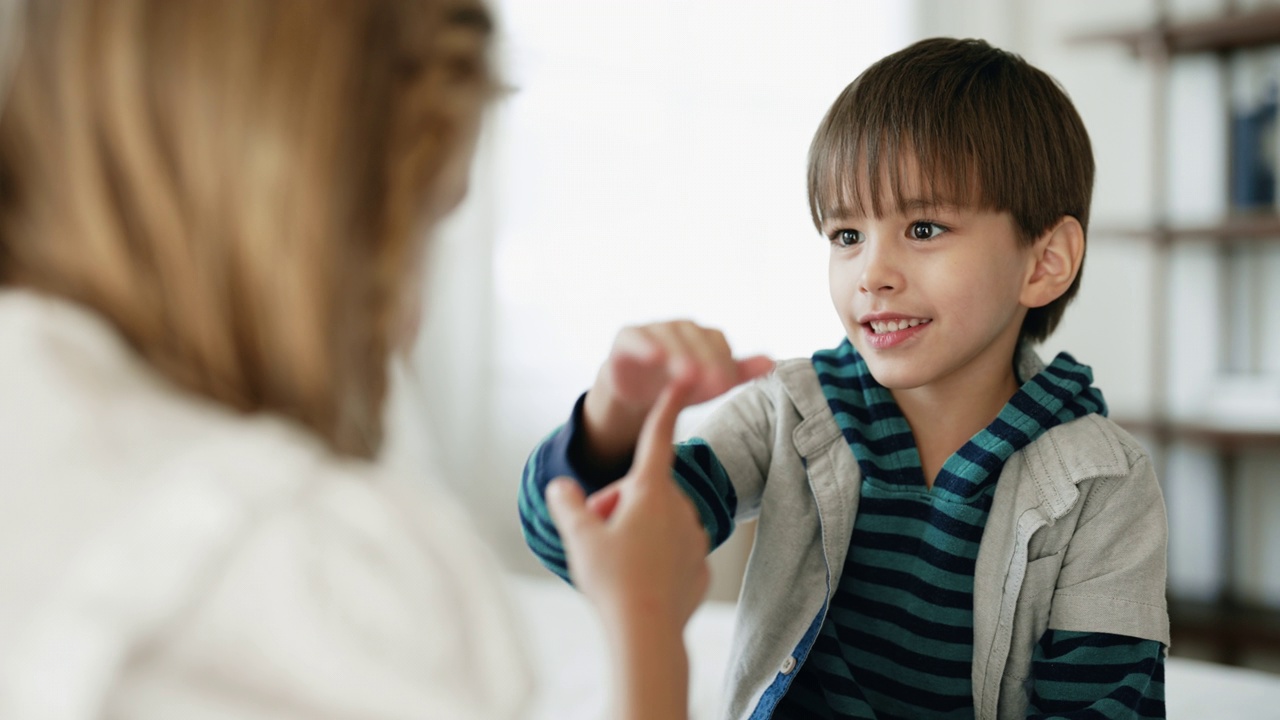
[{"xmin": 780, "ymin": 656, "xmax": 797, "ymax": 674}]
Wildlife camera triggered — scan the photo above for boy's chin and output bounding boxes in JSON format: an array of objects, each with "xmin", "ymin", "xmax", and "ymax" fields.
[
  {"xmin": 856, "ymin": 353, "xmax": 936, "ymax": 391},
  {"xmin": 867, "ymin": 369, "xmax": 930, "ymax": 391}
]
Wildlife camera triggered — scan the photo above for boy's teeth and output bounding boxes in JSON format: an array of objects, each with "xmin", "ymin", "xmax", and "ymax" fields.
[{"xmin": 870, "ymin": 318, "xmax": 929, "ymax": 334}]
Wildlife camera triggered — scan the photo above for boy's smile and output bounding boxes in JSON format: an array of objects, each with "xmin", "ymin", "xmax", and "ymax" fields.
[{"xmin": 859, "ymin": 312, "xmax": 933, "ymax": 350}]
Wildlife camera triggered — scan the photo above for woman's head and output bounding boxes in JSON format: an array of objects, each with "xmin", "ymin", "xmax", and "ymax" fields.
[{"xmin": 0, "ymin": 0, "xmax": 494, "ymax": 457}]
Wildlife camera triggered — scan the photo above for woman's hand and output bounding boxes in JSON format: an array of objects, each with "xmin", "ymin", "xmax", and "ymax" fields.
[
  {"xmin": 546, "ymin": 372, "xmax": 709, "ymax": 633},
  {"xmin": 545, "ymin": 374, "xmax": 711, "ymax": 720}
]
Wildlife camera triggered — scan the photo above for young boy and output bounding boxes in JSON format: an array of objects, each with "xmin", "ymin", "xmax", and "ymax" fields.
[{"xmin": 519, "ymin": 38, "xmax": 1168, "ymax": 719}]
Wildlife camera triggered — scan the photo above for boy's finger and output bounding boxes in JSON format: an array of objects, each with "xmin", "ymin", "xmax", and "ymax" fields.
[
  {"xmin": 643, "ymin": 323, "xmax": 700, "ymax": 379},
  {"xmin": 546, "ymin": 478, "xmax": 596, "ymax": 539},
  {"xmin": 631, "ymin": 376, "xmax": 695, "ymax": 480},
  {"xmin": 613, "ymin": 326, "xmax": 665, "ymax": 365},
  {"xmin": 674, "ymin": 322, "xmax": 736, "ymax": 388},
  {"xmin": 735, "ymin": 355, "xmax": 776, "ymax": 384}
]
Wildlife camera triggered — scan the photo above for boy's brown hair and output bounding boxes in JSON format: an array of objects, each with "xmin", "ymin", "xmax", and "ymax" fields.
[{"xmin": 807, "ymin": 37, "xmax": 1094, "ymax": 345}]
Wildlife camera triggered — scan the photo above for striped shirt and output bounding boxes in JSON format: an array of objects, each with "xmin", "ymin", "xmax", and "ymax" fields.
[{"xmin": 517, "ymin": 340, "xmax": 1165, "ymax": 719}]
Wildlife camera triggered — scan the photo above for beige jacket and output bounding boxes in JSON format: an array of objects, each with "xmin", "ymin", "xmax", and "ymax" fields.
[
  {"xmin": 699, "ymin": 357, "xmax": 1169, "ymax": 720},
  {"xmin": 0, "ymin": 291, "xmax": 532, "ymax": 720}
]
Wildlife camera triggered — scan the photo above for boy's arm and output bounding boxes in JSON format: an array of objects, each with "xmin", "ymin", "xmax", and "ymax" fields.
[
  {"xmin": 520, "ymin": 321, "xmax": 773, "ymax": 583},
  {"xmin": 1047, "ymin": 448, "xmax": 1169, "ymax": 645},
  {"xmin": 519, "ymin": 393, "xmax": 741, "ymax": 583},
  {"xmin": 1023, "ymin": 435, "xmax": 1170, "ymax": 718},
  {"xmin": 1025, "ymin": 630, "xmax": 1165, "ymax": 719}
]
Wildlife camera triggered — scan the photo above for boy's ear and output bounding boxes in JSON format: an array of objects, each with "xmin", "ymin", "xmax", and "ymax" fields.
[{"xmin": 1021, "ymin": 216, "xmax": 1084, "ymax": 309}]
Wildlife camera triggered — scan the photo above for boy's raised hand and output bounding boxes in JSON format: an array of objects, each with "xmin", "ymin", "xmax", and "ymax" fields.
[
  {"xmin": 605, "ymin": 321, "xmax": 774, "ymax": 410},
  {"xmin": 582, "ymin": 321, "xmax": 774, "ymax": 469}
]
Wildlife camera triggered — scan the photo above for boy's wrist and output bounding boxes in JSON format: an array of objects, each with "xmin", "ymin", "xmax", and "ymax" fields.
[{"xmin": 582, "ymin": 385, "xmax": 649, "ymax": 468}]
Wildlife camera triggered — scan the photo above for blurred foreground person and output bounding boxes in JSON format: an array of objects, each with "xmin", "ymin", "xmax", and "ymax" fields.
[{"xmin": 0, "ymin": 1, "xmax": 711, "ymax": 718}]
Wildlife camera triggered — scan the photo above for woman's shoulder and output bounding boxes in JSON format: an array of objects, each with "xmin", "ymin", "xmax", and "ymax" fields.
[
  {"xmin": 0, "ymin": 285, "xmax": 514, "ymax": 601},
  {"xmin": 0, "ymin": 290, "xmax": 533, "ymax": 718},
  {"xmin": 0, "ymin": 289, "xmax": 377, "ymax": 497}
]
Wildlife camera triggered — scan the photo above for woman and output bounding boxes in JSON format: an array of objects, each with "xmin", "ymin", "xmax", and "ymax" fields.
[{"xmin": 0, "ymin": 1, "xmax": 717, "ymax": 717}]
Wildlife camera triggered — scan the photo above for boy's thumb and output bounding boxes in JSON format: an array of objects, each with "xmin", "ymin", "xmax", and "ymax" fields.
[{"xmin": 546, "ymin": 478, "xmax": 594, "ymax": 537}]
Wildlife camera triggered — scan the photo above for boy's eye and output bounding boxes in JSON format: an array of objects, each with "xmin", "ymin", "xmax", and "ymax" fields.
[
  {"xmin": 910, "ymin": 222, "xmax": 947, "ymax": 240},
  {"xmin": 830, "ymin": 229, "xmax": 863, "ymax": 247}
]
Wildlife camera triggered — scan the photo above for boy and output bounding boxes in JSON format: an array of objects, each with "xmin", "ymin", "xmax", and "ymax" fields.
[{"xmin": 519, "ymin": 38, "xmax": 1168, "ymax": 719}]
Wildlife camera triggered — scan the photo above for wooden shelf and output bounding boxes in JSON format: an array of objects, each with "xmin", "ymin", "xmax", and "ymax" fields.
[
  {"xmin": 1115, "ymin": 418, "xmax": 1280, "ymax": 451},
  {"xmin": 1075, "ymin": 5, "xmax": 1280, "ymax": 674},
  {"xmin": 1169, "ymin": 596, "xmax": 1280, "ymax": 664},
  {"xmin": 1072, "ymin": 7, "xmax": 1280, "ymax": 55},
  {"xmin": 1095, "ymin": 215, "xmax": 1280, "ymax": 243}
]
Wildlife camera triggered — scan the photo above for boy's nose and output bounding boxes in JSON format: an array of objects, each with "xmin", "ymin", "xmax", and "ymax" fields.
[{"xmin": 858, "ymin": 242, "xmax": 903, "ymax": 294}]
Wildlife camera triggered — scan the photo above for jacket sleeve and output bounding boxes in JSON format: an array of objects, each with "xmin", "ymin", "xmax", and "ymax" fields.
[
  {"xmin": 1047, "ymin": 448, "xmax": 1170, "ymax": 647},
  {"xmin": 686, "ymin": 375, "xmax": 780, "ymax": 522},
  {"xmin": 1026, "ymin": 630, "xmax": 1165, "ymax": 719},
  {"xmin": 518, "ymin": 381, "xmax": 780, "ymax": 583}
]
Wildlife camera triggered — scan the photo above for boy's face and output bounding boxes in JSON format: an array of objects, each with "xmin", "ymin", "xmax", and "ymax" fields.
[{"xmin": 823, "ymin": 164, "xmax": 1032, "ymax": 393}]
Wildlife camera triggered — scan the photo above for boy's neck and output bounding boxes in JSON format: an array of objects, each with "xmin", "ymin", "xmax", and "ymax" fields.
[{"xmin": 889, "ymin": 344, "xmax": 1022, "ymax": 490}]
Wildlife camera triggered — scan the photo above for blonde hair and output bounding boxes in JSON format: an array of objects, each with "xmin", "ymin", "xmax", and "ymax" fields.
[{"xmin": 0, "ymin": 0, "xmax": 494, "ymax": 457}]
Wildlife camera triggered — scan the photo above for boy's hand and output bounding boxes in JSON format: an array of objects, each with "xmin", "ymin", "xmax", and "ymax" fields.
[
  {"xmin": 582, "ymin": 321, "xmax": 774, "ymax": 469},
  {"xmin": 605, "ymin": 321, "xmax": 774, "ymax": 411},
  {"xmin": 546, "ymin": 376, "xmax": 710, "ymax": 635}
]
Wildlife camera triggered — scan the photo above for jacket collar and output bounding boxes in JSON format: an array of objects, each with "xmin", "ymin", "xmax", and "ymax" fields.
[
  {"xmin": 774, "ymin": 345, "xmax": 1128, "ymax": 521},
  {"xmin": 1021, "ymin": 415, "xmax": 1131, "ymax": 520}
]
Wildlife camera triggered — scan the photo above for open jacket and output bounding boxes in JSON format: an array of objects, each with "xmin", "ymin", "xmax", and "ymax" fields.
[{"xmin": 699, "ymin": 355, "xmax": 1169, "ymax": 719}]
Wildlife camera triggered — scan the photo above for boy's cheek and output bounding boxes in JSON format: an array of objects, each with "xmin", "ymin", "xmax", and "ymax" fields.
[{"xmin": 830, "ymin": 288, "xmax": 865, "ymax": 335}]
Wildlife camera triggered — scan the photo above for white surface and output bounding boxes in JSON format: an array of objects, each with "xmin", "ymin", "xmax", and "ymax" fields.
[
  {"xmin": 509, "ymin": 572, "xmax": 1280, "ymax": 720},
  {"xmin": 511, "ymin": 574, "xmax": 734, "ymax": 720},
  {"xmin": 1166, "ymin": 658, "xmax": 1280, "ymax": 720}
]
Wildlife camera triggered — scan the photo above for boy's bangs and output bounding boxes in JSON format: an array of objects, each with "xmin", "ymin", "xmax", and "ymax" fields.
[{"xmin": 808, "ymin": 125, "xmax": 985, "ymax": 231}]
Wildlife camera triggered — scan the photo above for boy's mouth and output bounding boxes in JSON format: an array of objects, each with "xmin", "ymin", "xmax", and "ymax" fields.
[{"xmin": 866, "ymin": 318, "xmax": 931, "ymax": 335}]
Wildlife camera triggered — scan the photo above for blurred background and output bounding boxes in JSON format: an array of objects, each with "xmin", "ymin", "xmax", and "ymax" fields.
[{"xmin": 385, "ymin": 0, "xmax": 1280, "ymax": 674}]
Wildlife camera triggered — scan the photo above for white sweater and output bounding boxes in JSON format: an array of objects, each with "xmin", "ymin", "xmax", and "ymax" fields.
[{"xmin": 0, "ymin": 290, "xmax": 532, "ymax": 719}]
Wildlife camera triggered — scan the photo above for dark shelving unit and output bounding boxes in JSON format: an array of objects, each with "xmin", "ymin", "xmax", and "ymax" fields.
[
  {"xmin": 1074, "ymin": 4, "xmax": 1280, "ymax": 667},
  {"xmin": 1073, "ymin": 7, "xmax": 1280, "ymax": 55},
  {"xmin": 1097, "ymin": 215, "xmax": 1280, "ymax": 242}
]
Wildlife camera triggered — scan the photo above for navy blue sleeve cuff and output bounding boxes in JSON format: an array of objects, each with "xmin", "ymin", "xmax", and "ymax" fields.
[{"xmin": 546, "ymin": 392, "xmax": 632, "ymax": 493}]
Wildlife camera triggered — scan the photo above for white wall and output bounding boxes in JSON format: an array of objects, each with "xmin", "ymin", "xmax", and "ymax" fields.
[{"xmin": 478, "ymin": 1, "xmax": 914, "ymax": 581}]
